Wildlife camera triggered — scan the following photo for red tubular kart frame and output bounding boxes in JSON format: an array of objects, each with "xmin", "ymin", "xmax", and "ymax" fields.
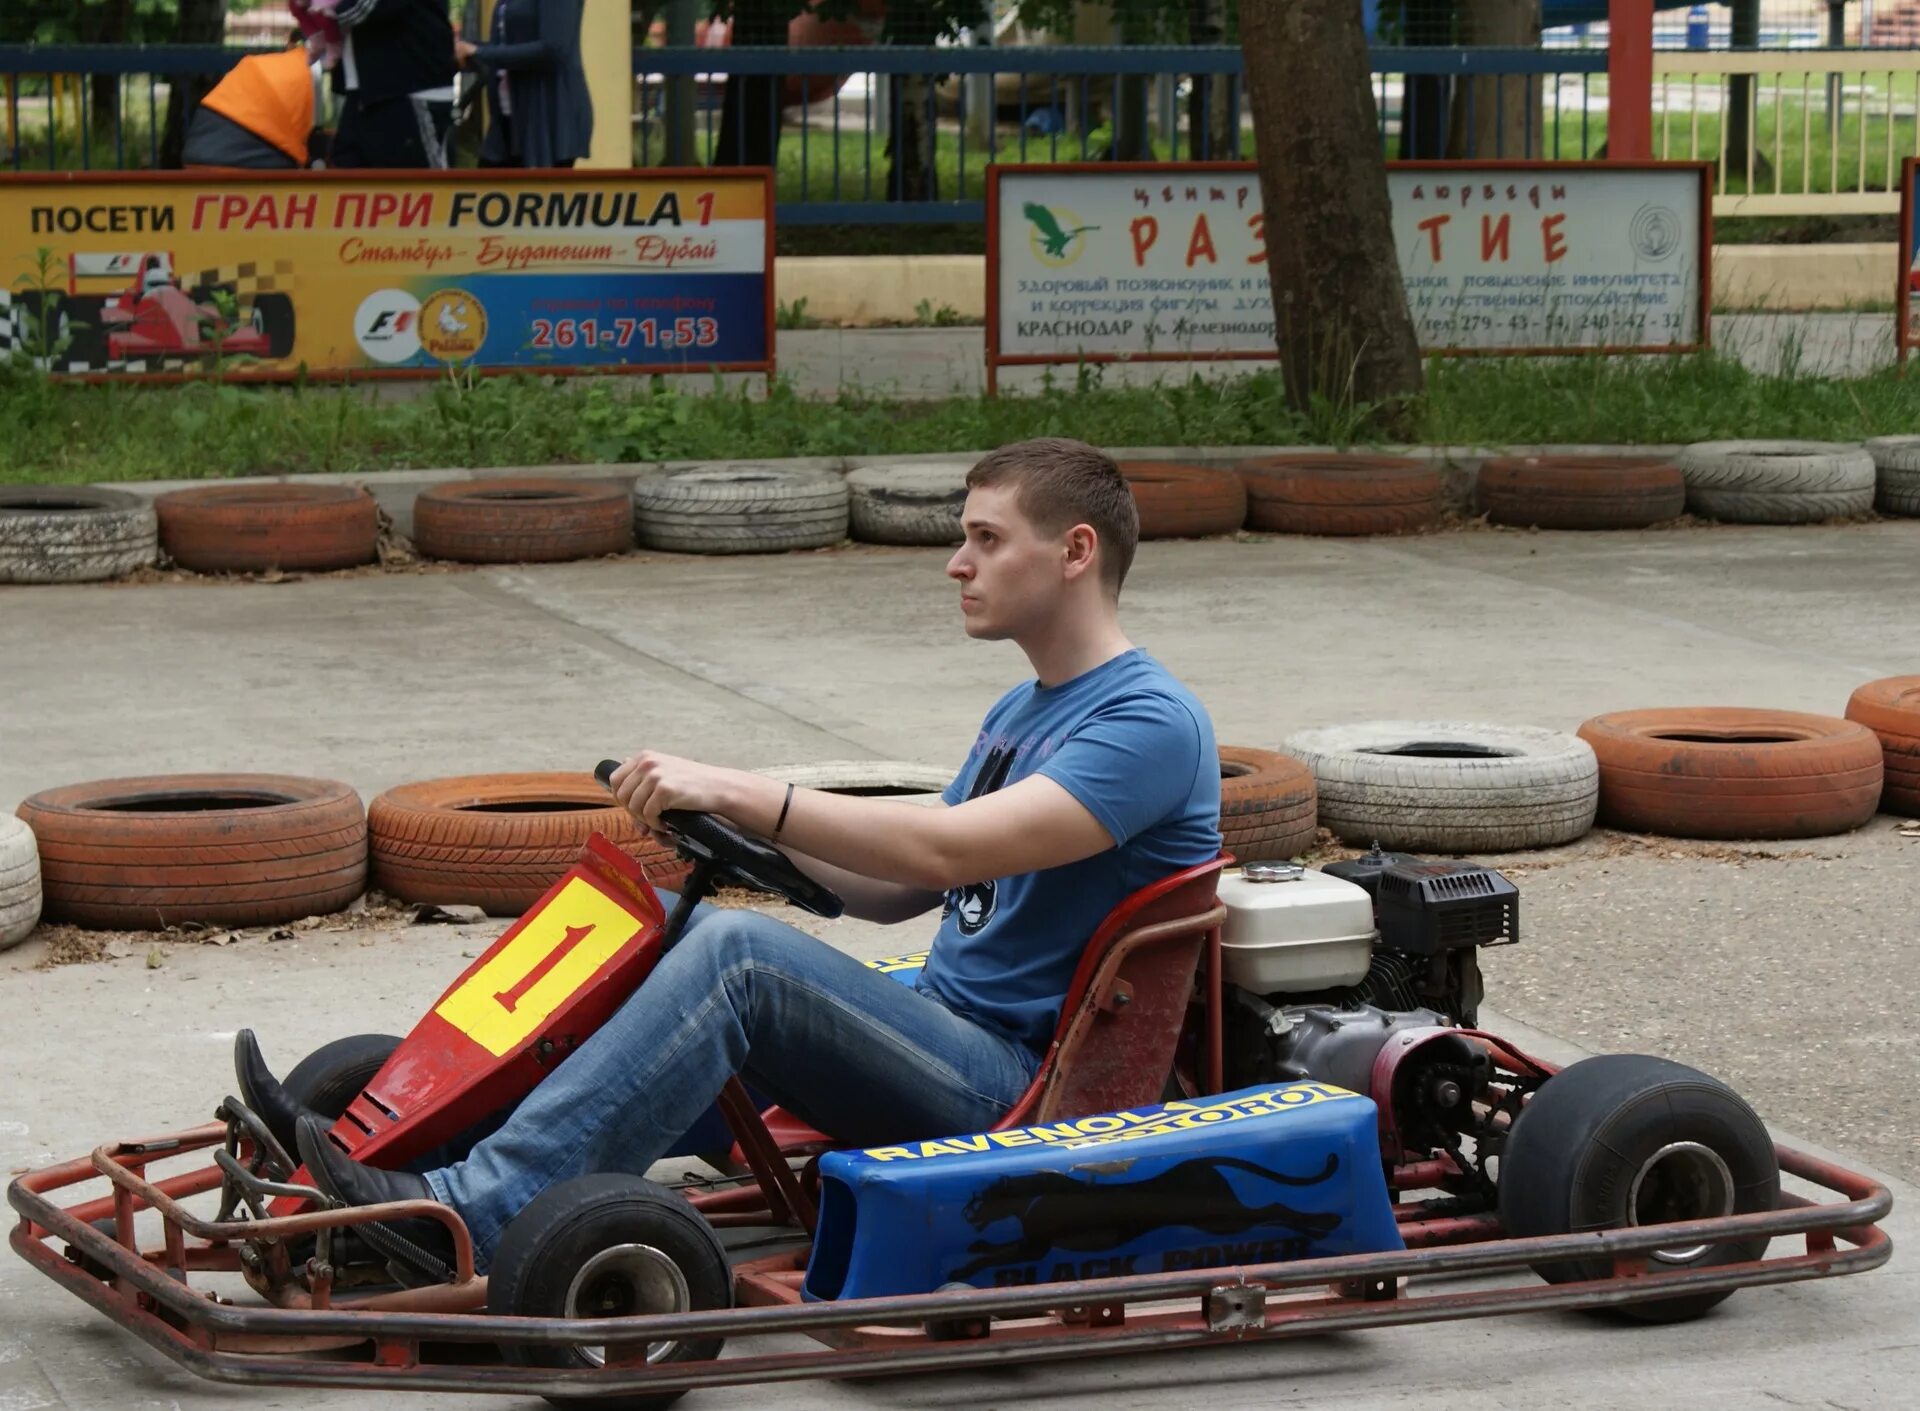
[{"xmin": 8, "ymin": 1063, "xmax": 1892, "ymax": 1400}]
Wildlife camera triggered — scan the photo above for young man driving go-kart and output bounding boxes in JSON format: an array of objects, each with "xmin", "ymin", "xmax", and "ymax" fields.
[{"xmin": 296, "ymin": 436, "xmax": 1222, "ymax": 1272}]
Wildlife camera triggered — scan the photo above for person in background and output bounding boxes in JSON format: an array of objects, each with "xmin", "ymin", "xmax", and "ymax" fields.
[
  {"xmin": 182, "ymin": 32, "xmax": 328, "ymax": 170},
  {"xmin": 324, "ymin": 0, "xmax": 458, "ymax": 169},
  {"xmin": 456, "ymin": 0, "xmax": 592, "ymax": 169}
]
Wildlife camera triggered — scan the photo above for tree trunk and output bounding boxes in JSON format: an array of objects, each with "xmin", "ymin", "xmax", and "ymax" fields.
[
  {"xmin": 159, "ymin": 0, "xmax": 227, "ymax": 170},
  {"xmin": 1446, "ymin": 0, "xmax": 1542, "ymax": 159},
  {"xmin": 714, "ymin": 1, "xmax": 786, "ymax": 169},
  {"xmin": 1240, "ymin": 0, "xmax": 1424, "ymax": 434}
]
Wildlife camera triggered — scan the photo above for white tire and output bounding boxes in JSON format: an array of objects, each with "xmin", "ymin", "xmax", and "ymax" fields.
[
  {"xmin": 0, "ymin": 814, "xmax": 42, "ymax": 950},
  {"xmin": 845, "ymin": 462, "xmax": 971, "ymax": 546},
  {"xmin": 632, "ymin": 467, "xmax": 849, "ymax": 555},
  {"xmin": 762, "ymin": 760, "xmax": 951, "ymax": 806},
  {"xmin": 1865, "ymin": 435, "xmax": 1920, "ymax": 517},
  {"xmin": 0, "ymin": 486, "xmax": 158, "ymax": 584},
  {"xmin": 1280, "ymin": 720, "xmax": 1599, "ymax": 853},
  {"xmin": 1676, "ymin": 441, "xmax": 1876, "ymax": 524}
]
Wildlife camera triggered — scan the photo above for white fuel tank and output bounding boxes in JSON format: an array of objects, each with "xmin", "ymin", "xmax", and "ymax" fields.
[{"xmin": 1218, "ymin": 862, "xmax": 1377, "ymax": 993}]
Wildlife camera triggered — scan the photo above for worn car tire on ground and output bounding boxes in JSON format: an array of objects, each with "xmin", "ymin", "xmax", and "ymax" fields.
[
  {"xmin": 1843, "ymin": 676, "xmax": 1920, "ymax": 816},
  {"xmin": 0, "ymin": 486, "xmax": 157, "ymax": 584},
  {"xmin": 1864, "ymin": 435, "xmax": 1920, "ymax": 516},
  {"xmin": 1279, "ymin": 721, "xmax": 1598, "ymax": 852},
  {"xmin": 633, "ymin": 466, "xmax": 848, "ymax": 554},
  {"xmin": 845, "ymin": 462, "xmax": 970, "ymax": 545},
  {"xmin": 0, "ymin": 814, "xmax": 42, "ymax": 951},
  {"xmin": 1675, "ymin": 440, "xmax": 1876, "ymax": 524},
  {"xmin": 369, "ymin": 773, "xmax": 687, "ymax": 916},
  {"xmin": 1119, "ymin": 462, "xmax": 1248, "ymax": 539},
  {"xmin": 1500, "ymin": 1053, "xmax": 1778, "ymax": 1325},
  {"xmin": 1238, "ymin": 454, "xmax": 1442, "ymax": 536},
  {"xmin": 1475, "ymin": 456, "xmax": 1686, "ymax": 530},
  {"xmin": 762, "ymin": 760, "xmax": 952, "ymax": 804},
  {"xmin": 16, "ymin": 775, "xmax": 367, "ymax": 930},
  {"xmin": 412, "ymin": 479, "xmax": 633, "ymax": 563},
  {"xmin": 155, "ymin": 483, "xmax": 378, "ymax": 574},
  {"xmin": 1217, "ymin": 746, "xmax": 1318, "ymax": 862},
  {"xmin": 1576, "ymin": 707, "xmax": 1883, "ymax": 839}
]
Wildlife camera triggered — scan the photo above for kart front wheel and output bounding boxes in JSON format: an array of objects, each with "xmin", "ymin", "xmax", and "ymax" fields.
[
  {"xmin": 489, "ymin": 1174, "xmax": 732, "ymax": 1411},
  {"xmin": 1498, "ymin": 1053, "xmax": 1778, "ymax": 1324},
  {"xmin": 283, "ymin": 1033, "xmax": 402, "ymax": 1119}
]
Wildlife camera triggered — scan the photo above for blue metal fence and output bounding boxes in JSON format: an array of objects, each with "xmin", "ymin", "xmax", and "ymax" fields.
[{"xmin": 0, "ymin": 43, "xmax": 1608, "ymax": 224}]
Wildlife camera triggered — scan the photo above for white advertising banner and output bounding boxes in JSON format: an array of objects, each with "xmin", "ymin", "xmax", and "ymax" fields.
[{"xmin": 989, "ymin": 163, "xmax": 1706, "ymax": 371}]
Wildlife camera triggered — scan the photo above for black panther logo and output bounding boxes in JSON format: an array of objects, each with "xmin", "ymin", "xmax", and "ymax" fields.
[
  {"xmin": 943, "ymin": 742, "xmax": 1019, "ymax": 936},
  {"xmin": 946, "ymin": 1153, "xmax": 1343, "ymax": 1281}
]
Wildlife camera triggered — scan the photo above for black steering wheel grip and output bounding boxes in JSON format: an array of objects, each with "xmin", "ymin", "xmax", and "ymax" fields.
[{"xmin": 593, "ymin": 760, "xmax": 844, "ymax": 919}]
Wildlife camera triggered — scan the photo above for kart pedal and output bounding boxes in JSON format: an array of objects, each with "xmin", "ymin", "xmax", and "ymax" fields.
[{"xmin": 234, "ymin": 1030, "xmax": 327, "ymax": 1157}]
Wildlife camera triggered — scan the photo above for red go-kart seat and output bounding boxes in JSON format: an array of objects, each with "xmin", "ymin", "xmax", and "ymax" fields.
[{"xmin": 742, "ymin": 856, "xmax": 1228, "ymax": 1160}]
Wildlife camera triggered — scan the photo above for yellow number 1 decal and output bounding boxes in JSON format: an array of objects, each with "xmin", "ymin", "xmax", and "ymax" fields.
[{"xmin": 434, "ymin": 878, "xmax": 642, "ymax": 1057}]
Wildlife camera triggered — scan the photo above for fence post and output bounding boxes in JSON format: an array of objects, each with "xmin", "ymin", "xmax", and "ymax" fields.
[{"xmin": 1607, "ymin": 0, "xmax": 1654, "ymax": 159}]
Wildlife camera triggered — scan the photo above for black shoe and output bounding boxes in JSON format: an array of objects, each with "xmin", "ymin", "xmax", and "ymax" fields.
[
  {"xmin": 234, "ymin": 1030, "xmax": 327, "ymax": 1159},
  {"xmin": 294, "ymin": 1115, "xmax": 456, "ymax": 1282}
]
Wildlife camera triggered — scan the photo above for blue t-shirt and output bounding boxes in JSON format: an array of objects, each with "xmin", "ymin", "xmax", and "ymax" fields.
[{"xmin": 916, "ymin": 648, "xmax": 1220, "ymax": 1054}]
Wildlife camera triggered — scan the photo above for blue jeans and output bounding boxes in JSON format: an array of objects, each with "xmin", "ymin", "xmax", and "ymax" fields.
[{"xmin": 422, "ymin": 895, "xmax": 1040, "ymax": 1266}]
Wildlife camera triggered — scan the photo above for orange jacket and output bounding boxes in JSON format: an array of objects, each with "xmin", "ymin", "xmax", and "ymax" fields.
[{"xmin": 201, "ymin": 47, "xmax": 316, "ymax": 165}]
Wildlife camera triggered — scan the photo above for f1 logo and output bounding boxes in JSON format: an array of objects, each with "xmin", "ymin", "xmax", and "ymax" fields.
[{"xmin": 366, "ymin": 309, "xmax": 415, "ymax": 336}]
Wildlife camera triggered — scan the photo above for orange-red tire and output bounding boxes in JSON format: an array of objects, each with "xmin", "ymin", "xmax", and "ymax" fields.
[
  {"xmin": 1118, "ymin": 462, "xmax": 1248, "ymax": 539},
  {"xmin": 1218, "ymin": 746, "xmax": 1318, "ymax": 862},
  {"xmin": 155, "ymin": 484, "xmax": 378, "ymax": 573},
  {"xmin": 369, "ymin": 773, "xmax": 687, "ymax": 916},
  {"xmin": 1238, "ymin": 454, "xmax": 1441, "ymax": 536},
  {"xmin": 1576, "ymin": 708, "xmax": 1883, "ymax": 840},
  {"xmin": 412, "ymin": 479, "xmax": 633, "ymax": 564},
  {"xmin": 1845, "ymin": 676, "xmax": 1920, "ymax": 816},
  {"xmin": 1476, "ymin": 456, "xmax": 1686, "ymax": 530},
  {"xmin": 16, "ymin": 774, "xmax": 366, "ymax": 930}
]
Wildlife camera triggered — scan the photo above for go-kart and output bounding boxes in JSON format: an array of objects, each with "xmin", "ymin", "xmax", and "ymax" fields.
[
  {"xmin": 7, "ymin": 760, "xmax": 1892, "ymax": 1408},
  {"xmin": 9, "ymin": 252, "xmax": 296, "ymax": 368}
]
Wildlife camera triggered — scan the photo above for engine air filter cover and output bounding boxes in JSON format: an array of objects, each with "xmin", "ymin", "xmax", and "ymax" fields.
[{"xmin": 1376, "ymin": 861, "xmax": 1519, "ymax": 955}]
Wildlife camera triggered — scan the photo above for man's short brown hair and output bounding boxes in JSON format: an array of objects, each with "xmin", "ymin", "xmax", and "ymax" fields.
[{"xmin": 966, "ymin": 437, "xmax": 1139, "ymax": 594}]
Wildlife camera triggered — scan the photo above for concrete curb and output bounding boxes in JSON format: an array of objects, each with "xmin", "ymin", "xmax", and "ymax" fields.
[{"xmin": 93, "ymin": 445, "xmax": 1701, "ymax": 532}]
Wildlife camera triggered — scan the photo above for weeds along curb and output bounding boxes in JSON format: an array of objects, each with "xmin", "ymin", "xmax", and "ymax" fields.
[{"xmin": 81, "ymin": 446, "xmax": 1693, "ymax": 532}]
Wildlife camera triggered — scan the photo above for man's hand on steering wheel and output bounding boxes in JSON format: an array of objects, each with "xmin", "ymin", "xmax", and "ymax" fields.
[
  {"xmin": 595, "ymin": 757, "xmax": 843, "ymax": 919},
  {"xmin": 607, "ymin": 750, "xmax": 750, "ymax": 840}
]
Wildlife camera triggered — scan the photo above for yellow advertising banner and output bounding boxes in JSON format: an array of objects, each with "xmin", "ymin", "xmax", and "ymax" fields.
[{"xmin": 0, "ymin": 168, "xmax": 773, "ymax": 380}]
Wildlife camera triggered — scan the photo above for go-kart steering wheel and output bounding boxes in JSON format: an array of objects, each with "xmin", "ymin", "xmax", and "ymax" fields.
[{"xmin": 594, "ymin": 760, "xmax": 844, "ymax": 919}]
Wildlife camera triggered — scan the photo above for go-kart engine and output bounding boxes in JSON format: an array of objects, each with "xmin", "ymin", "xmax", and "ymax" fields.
[{"xmin": 1217, "ymin": 851, "xmax": 1519, "ymax": 1114}]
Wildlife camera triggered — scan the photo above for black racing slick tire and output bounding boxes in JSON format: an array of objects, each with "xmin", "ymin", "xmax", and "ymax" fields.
[
  {"xmin": 488, "ymin": 1174, "xmax": 733, "ymax": 1411},
  {"xmin": 1498, "ymin": 1053, "xmax": 1779, "ymax": 1324}
]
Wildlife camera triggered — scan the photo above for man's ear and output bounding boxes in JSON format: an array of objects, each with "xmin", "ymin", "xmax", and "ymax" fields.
[{"xmin": 1061, "ymin": 522, "xmax": 1099, "ymax": 580}]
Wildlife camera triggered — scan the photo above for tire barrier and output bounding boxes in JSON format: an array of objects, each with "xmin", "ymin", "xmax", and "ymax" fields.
[
  {"xmin": 1576, "ymin": 707, "xmax": 1883, "ymax": 840},
  {"xmin": 1280, "ymin": 721, "xmax": 1599, "ymax": 852},
  {"xmin": 17, "ymin": 775, "xmax": 367, "ymax": 930},
  {"xmin": 1675, "ymin": 441, "xmax": 1876, "ymax": 525},
  {"xmin": 156, "ymin": 484, "xmax": 378, "ymax": 574},
  {"xmin": 0, "ymin": 486, "xmax": 157, "ymax": 584},
  {"xmin": 1238, "ymin": 454, "xmax": 1442, "ymax": 537},
  {"xmin": 633, "ymin": 467, "xmax": 849, "ymax": 555},
  {"xmin": 1475, "ymin": 456, "xmax": 1686, "ymax": 530},
  {"xmin": 1118, "ymin": 462, "xmax": 1248, "ymax": 540},
  {"xmin": 413, "ymin": 479, "xmax": 633, "ymax": 564}
]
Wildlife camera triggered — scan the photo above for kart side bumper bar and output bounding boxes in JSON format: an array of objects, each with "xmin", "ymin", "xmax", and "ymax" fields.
[{"xmin": 7, "ymin": 1121, "xmax": 1893, "ymax": 1399}]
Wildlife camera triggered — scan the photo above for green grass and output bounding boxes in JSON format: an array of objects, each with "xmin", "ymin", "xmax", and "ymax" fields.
[{"xmin": 4, "ymin": 348, "xmax": 1919, "ymax": 486}]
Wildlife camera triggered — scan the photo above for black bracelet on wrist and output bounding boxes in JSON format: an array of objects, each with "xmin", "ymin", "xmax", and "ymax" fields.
[{"xmin": 771, "ymin": 782, "xmax": 794, "ymax": 843}]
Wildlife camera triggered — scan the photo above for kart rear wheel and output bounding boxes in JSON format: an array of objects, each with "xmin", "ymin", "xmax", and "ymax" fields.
[
  {"xmin": 1498, "ymin": 1053, "xmax": 1778, "ymax": 1324},
  {"xmin": 489, "ymin": 1174, "xmax": 732, "ymax": 1410},
  {"xmin": 252, "ymin": 293, "xmax": 295, "ymax": 359},
  {"xmin": 283, "ymin": 1033, "xmax": 401, "ymax": 1118}
]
